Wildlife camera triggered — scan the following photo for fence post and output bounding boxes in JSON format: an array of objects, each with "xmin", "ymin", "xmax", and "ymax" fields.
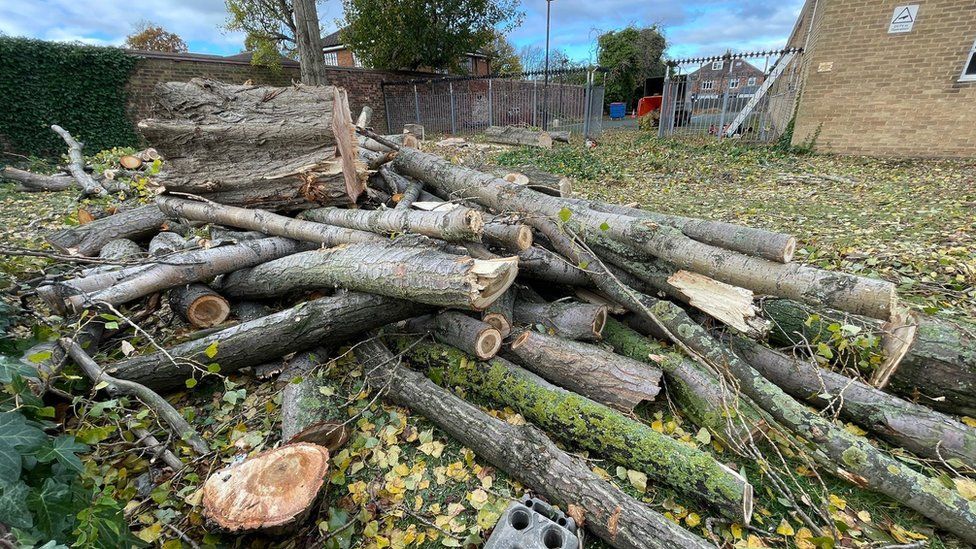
[
  {"xmin": 488, "ymin": 79, "xmax": 494, "ymax": 127},
  {"xmin": 413, "ymin": 84, "xmax": 421, "ymax": 124},
  {"xmin": 532, "ymin": 79, "xmax": 538, "ymax": 127},
  {"xmin": 582, "ymin": 70, "xmax": 592, "ymax": 140},
  {"xmin": 717, "ymin": 57, "xmax": 734, "ymax": 139},
  {"xmin": 658, "ymin": 65, "xmax": 670, "ymax": 138},
  {"xmin": 449, "ymin": 82, "xmax": 457, "ymax": 135}
]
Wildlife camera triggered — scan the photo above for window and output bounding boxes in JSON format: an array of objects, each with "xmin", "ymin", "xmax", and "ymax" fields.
[
  {"xmin": 961, "ymin": 39, "xmax": 976, "ymax": 82},
  {"xmin": 323, "ymin": 52, "xmax": 338, "ymax": 66},
  {"xmin": 701, "ymin": 80, "xmax": 715, "ymax": 90},
  {"xmin": 729, "ymin": 78, "xmax": 740, "ymax": 88},
  {"xmin": 747, "ymin": 76, "xmax": 757, "ymax": 86},
  {"xmin": 711, "ymin": 60, "xmax": 724, "ymax": 71},
  {"xmin": 352, "ymin": 52, "xmax": 363, "ymax": 68}
]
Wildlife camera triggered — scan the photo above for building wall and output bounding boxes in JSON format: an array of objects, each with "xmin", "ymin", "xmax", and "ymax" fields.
[
  {"xmin": 125, "ymin": 52, "xmax": 435, "ymax": 133},
  {"xmin": 688, "ymin": 60, "xmax": 765, "ymax": 96},
  {"xmin": 791, "ymin": 0, "xmax": 976, "ymax": 156}
]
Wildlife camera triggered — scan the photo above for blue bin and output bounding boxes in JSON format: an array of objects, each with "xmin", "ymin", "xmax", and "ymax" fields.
[{"xmin": 609, "ymin": 102, "xmax": 627, "ymax": 119}]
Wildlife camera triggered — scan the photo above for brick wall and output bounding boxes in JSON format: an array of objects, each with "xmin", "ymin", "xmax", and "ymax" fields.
[
  {"xmin": 790, "ymin": 0, "xmax": 976, "ymax": 156},
  {"xmin": 125, "ymin": 51, "xmax": 436, "ymax": 133}
]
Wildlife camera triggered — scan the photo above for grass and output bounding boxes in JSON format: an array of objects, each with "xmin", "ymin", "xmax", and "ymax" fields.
[{"xmin": 1, "ymin": 134, "xmax": 974, "ymax": 548}]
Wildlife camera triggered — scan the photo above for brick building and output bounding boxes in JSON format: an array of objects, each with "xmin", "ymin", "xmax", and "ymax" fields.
[
  {"xmin": 321, "ymin": 29, "xmax": 491, "ymax": 76},
  {"xmin": 783, "ymin": 0, "xmax": 976, "ymax": 156},
  {"xmin": 688, "ymin": 58, "xmax": 766, "ymax": 99}
]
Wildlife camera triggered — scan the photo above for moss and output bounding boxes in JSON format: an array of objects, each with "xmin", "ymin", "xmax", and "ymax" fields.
[{"xmin": 840, "ymin": 446, "xmax": 868, "ymax": 469}]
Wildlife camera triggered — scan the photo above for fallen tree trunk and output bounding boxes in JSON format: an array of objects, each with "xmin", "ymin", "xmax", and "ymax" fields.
[
  {"xmin": 107, "ymin": 292, "xmax": 426, "ymax": 392},
  {"xmin": 484, "ymin": 126, "xmax": 553, "ymax": 149},
  {"xmin": 505, "ymin": 330, "xmax": 661, "ymax": 413},
  {"xmin": 47, "ymin": 204, "xmax": 168, "ymax": 256},
  {"xmin": 353, "ymin": 339, "xmax": 714, "ymax": 549},
  {"xmin": 1, "ymin": 167, "xmax": 76, "ymax": 192},
  {"xmin": 513, "ymin": 300, "xmax": 607, "ymax": 341},
  {"xmin": 65, "ymin": 237, "xmax": 311, "ymax": 312},
  {"xmin": 404, "ymin": 312, "xmax": 502, "ymax": 360},
  {"xmin": 728, "ymin": 336, "xmax": 976, "ymax": 464},
  {"xmin": 157, "ymin": 196, "xmax": 380, "ymax": 247},
  {"xmin": 50, "ymin": 124, "xmax": 106, "ymax": 196},
  {"xmin": 762, "ymin": 298, "xmax": 976, "ymax": 417},
  {"xmin": 300, "ymin": 205, "xmax": 483, "ymax": 242},
  {"xmin": 219, "ymin": 240, "xmax": 518, "ymax": 310},
  {"xmin": 549, "ymin": 130, "xmax": 571, "ymax": 143},
  {"xmin": 394, "ymin": 148, "xmax": 894, "ymax": 318},
  {"xmin": 169, "ymin": 283, "xmax": 231, "ymax": 328},
  {"xmin": 402, "ymin": 340, "xmax": 753, "ymax": 524}
]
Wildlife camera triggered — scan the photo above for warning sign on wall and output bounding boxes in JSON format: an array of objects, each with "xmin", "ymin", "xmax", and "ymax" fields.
[{"xmin": 888, "ymin": 5, "xmax": 919, "ymax": 33}]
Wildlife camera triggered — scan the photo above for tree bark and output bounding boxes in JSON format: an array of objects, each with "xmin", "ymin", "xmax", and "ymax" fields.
[
  {"xmin": 107, "ymin": 292, "xmax": 426, "ymax": 392},
  {"xmin": 292, "ymin": 0, "xmax": 328, "ymax": 85},
  {"xmin": 98, "ymin": 239, "xmax": 142, "ymax": 261},
  {"xmin": 517, "ymin": 246, "xmax": 591, "ymax": 286},
  {"xmin": 300, "ymin": 205, "xmax": 483, "ymax": 242},
  {"xmin": 404, "ymin": 312, "xmax": 503, "ymax": 360},
  {"xmin": 47, "ymin": 204, "xmax": 168, "ymax": 256},
  {"xmin": 280, "ymin": 348, "xmax": 349, "ymax": 448},
  {"xmin": 219, "ymin": 240, "xmax": 518, "ymax": 310},
  {"xmin": 513, "ymin": 300, "xmax": 607, "ymax": 341},
  {"xmin": 482, "ymin": 286, "xmax": 516, "ymax": 337},
  {"xmin": 1, "ymin": 167, "xmax": 76, "ymax": 192},
  {"xmin": 484, "ymin": 126, "xmax": 553, "ymax": 149},
  {"xmin": 402, "ymin": 340, "xmax": 754, "ymax": 524},
  {"xmin": 486, "ymin": 164, "xmax": 572, "ymax": 197},
  {"xmin": 506, "ymin": 330, "xmax": 661, "ymax": 413},
  {"xmin": 394, "ymin": 148, "xmax": 894, "ymax": 319},
  {"xmin": 394, "ymin": 179, "xmax": 423, "ymax": 210},
  {"xmin": 549, "ymin": 130, "xmax": 571, "ymax": 143},
  {"xmin": 65, "ymin": 237, "xmax": 311, "ymax": 312},
  {"xmin": 148, "ymin": 232, "xmax": 187, "ymax": 257},
  {"xmin": 728, "ymin": 336, "xmax": 976, "ymax": 464},
  {"xmin": 352, "ymin": 339, "xmax": 714, "ymax": 549},
  {"xmin": 762, "ymin": 298, "xmax": 976, "ymax": 417},
  {"xmin": 50, "ymin": 124, "xmax": 106, "ymax": 196},
  {"xmin": 358, "ymin": 133, "xmax": 418, "ymax": 153},
  {"xmin": 169, "ymin": 283, "xmax": 231, "ymax": 328}
]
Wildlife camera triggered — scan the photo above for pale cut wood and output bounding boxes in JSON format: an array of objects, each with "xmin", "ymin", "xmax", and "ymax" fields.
[
  {"xmin": 300, "ymin": 205, "xmax": 483, "ymax": 242},
  {"xmin": 119, "ymin": 155, "xmax": 143, "ymax": 170},
  {"xmin": 667, "ymin": 270, "xmax": 770, "ymax": 337},
  {"xmin": 484, "ymin": 126, "xmax": 553, "ymax": 149},
  {"xmin": 356, "ymin": 106, "xmax": 373, "ymax": 128},
  {"xmin": 169, "ymin": 284, "xmax": 231, "ymax": 328},
  {"xmin": 202, "ymin": 443, "xmax": 330, "ymax": 532}
]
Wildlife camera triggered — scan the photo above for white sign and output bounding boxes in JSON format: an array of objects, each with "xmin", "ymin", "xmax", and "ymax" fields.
[{"xmin": 888, "ymin": 5, "xmax": 919, "ymax": 33}]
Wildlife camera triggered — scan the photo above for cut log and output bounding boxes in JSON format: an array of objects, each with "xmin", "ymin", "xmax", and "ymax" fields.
[
  {"xmin": 484, "ymin": 126, "xmax": 553, "ymax": 149},
  {"xmin": 139, "ymin": 79, "xmax": 366, "ymax": 209},
  {"xmin": 64, "ymin": 237, "xmax": 311, "ymax": 312},
  {"xmin": 487, "ymin": 164, "xmax": 572, "ymax": 197},
  {"xmin": 762, "ymin": 298, "xmax": 976, "ymax": 417},
  {"xmin": 358, "ymin": 133, "xmax": 419, "ymax": 153},
  {"xmin": 359, "ymin": 148, "xmax": 394, "ymax": 170},
  {"xmin": 281, "ymin": 349, "xmax": 349, "ymax": 449},
  {"xmin": 157, "ymin": 196, "xmax": 381, "ymax": 247},
  {"xmin": 107, "ymin": 292, "xmax": 427, "ymax": 392},
  {"xmin": 47, "ymin": 204, "xmax": 168, "ymax": 256},
  {"xmin": 394, "ymin": 178, "xmax": 423, "ymax": 210},
  {"xmin": 506, "ymin": 330, "xmax": 661, "ymax": 413},
  {"xmin": 513, "ymin": 300, "xmax": 607, "ymax": 341},
  {"xmin": 517, "ymin": 246, "xmax": 591, "ymax": 286},
  {"xmin": 138, "ymin": 148, "xmax": 161, "ymax": 162},
  {"xmin": 148, "ymin": 232, "xmax": 187, "ymax": 257},
  {"xmin": 353, "ymin": 339, "xmax": 713, "ymax": 549},
  {"xmin": 119, "ymin": 155, "xmax": 143, "ymax": 170},
  {"xmin": 728, "ymin": 336, "xmax": 976, "ymax": 464},
  {"xmin": 394, "ymin": 148, "xmax": 893, "ymax": 318},
  {"xmin": 1, "ymin": 167, "xmax": 76, "ymax": 192},
  {"xmin": 405, "ymin": 312, "xmax": 503, "ymax": 360},
  {"xmin": 299, "ymin": 205, "xmax": 483, "ymax": 242},
  {"xmin": 403, "ymin": 123, "xmax": 424, "ymax": 140},
  {"xmin": 402, "ymin": 340, "xmax": 753, "ymax": 524},
  {"xmin": 549, "ymin": 130, "xmax": 571, "ymax": 143},
  {"xmin": 219, "ymin": 240, "xmax": 518, "ymax": 310},
  {"xmin": 602, "ymin": 318, "xmax": 767, "ymax": 448},
  {"xmin": 482, "ymin": 286, "xmax": 516, "ymax": 337},
  {"xmin": 50, "ymin": 124, "xmax": 105, "ymax": 196},
  {"xmin": 98, "ymin": 239, "xmax": 142, "ymax": 261},
  {"xmin": 483, "ymin": 215, "xmax": 533, "ymax": 251},
  {"xmin": 355, "ymin": 105, "xmax": 372, "ymax": 128},
  {"xmin": 169, "ymin": 284, "xmax": 231, "ymax": 328},
  {"xmin": 202, "ymin": 443, "xmax": 330, "ymax": 533}
]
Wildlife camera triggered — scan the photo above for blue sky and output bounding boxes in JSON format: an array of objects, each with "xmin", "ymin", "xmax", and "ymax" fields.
[{"xmin": 0, "ymin": 0, "xmax": 805, "ymax": 61}]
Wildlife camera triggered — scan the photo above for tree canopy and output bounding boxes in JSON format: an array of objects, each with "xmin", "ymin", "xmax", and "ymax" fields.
[
  {"xmin": 223, "ymin": 0, "xmax": 327, "ymax": 83},
  {"xmin": 483, "ymin": 30, "xmax": 522, "ymax": 75},
  {"xmin": 124, "ymin": 21, "xmax": 188, "ymax": 53},
  {"xmin": 597, "ymin": 26, "xmax": 666, "ymax": 107},
  {"xmin": 340, "ymin": 0, "xmax": 523, "ymax": 72}
]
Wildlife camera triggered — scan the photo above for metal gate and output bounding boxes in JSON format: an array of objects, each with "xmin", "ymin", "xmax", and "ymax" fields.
[
  {"xmin": 382, "ymin": 68, "xmax": 606, "ymax": 140},
  {"xmin": 658, "ymin": 48, "xmax": 802, "ymax": 142}
]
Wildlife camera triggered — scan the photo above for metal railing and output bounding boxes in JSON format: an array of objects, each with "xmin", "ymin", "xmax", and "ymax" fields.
[
  {"xmin": 658, "ymin": 49, "xmax": 802, "ymax": 142},
  {"xmin": 382, "ymin": 68, "xmax": 606, "ymax": 139}
]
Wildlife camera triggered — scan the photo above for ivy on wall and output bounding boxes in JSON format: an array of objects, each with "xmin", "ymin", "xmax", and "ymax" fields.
[{"xmin": 0, "ymin": 37, "xmax": 139, "ymax": 157}]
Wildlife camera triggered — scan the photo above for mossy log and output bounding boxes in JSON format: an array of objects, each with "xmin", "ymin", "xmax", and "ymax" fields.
[
  {"xmin": 729, "ymin": 336, "xmax": 976, "ymax": 464},
  {"xmin": 505, "ymin": 330, "xmax": 661, "ymax": 413},
  {"xmin": 402, "ymin": 340, "xmax": 753, "ymax": 524},
  {"xmin": 219, "ymin": 240, "xmax": 518, "ymax": 310},
  {"xmin": 352, "ymin": 339, "xmax": 713, "ymax": 549},
  {"xmin": 169, "ymin": 283, "xmax": 231, "ymax": 328},
  {"xmin": 763, "ymin": 298, "xmax": 976, "ymax": 417},
  {"xmin": 513, "ymin": 300, "xmax": 607, "ymax": 341},
  {"xmin": 394, "ymin": 148, "xmax": 894, "ymax": 319},
  {"xmin": 299, "ymin": 205, "xmax": 483, "ymax": 242},
  {"xmin": 47, "ymin": 204, "xmax": 168, "ymax": 257},
  {"xmin": 602, "ymin": 318, "xmax": 768, "ymax": 448},
  {"xmin": 404, "ymin": 312, "xmax": 503, "ymax": 360},
  {"xmin": 106, "ymin": 292, "xmax": 427, "ymax": 392}
]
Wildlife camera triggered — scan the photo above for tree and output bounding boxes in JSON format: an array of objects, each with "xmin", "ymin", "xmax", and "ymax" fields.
[
  {"xmin": 224, "ymin": 0, "xmax": 328, "ymax": 84},
  {"xmin": 483, "ymin": 30, "xmax": 522, "ymax": 75},
  {"xmin": 518, "ymin": 44, "xmax": 545, "ymax": 72},
  {"xmin": 124, "ymin": 21, "xmax": 188, "ymax": 53},
  {"xmin": 341, "ymin": 0, "xmax": 523, "ymax": 72},
  {"xmin": 598, "ymin": 26, "xmax": 666, "ymax": 107}
]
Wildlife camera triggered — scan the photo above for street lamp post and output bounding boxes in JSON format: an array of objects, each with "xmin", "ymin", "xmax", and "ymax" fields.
[{"xmin": 542, "ymin": 0, "xmax": 554, "ymax": 130}]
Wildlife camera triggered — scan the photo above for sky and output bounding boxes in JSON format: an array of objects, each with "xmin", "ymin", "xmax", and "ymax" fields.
[{"xmin": 0, "ymin": 0, "xmax": 805, "ymax": 62}]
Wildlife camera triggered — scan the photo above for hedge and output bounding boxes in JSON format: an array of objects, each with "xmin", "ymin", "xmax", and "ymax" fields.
[{"xmin": 0, "ymin": 37, "xmax": 139, "ymax": 157}]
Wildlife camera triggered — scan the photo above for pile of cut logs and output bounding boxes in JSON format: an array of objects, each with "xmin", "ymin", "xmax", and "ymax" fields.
[{"xmin": 14, "ymin": 78, "xmax": 976, "ymax": 548}]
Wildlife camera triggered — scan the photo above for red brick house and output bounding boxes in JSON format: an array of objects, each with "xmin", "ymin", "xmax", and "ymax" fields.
[
  {"xmin": 687, "ymin": 58, "xmax": 766, "ymax": 99},
  {"xmin": 321, "ymin": 29, "xmax": 491, "ymax": 75}
]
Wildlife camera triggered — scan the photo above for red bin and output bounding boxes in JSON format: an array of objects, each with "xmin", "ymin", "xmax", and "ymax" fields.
[{"xmin": 637, "ymin": 95, "xmax": 663, "ymax": 118}]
